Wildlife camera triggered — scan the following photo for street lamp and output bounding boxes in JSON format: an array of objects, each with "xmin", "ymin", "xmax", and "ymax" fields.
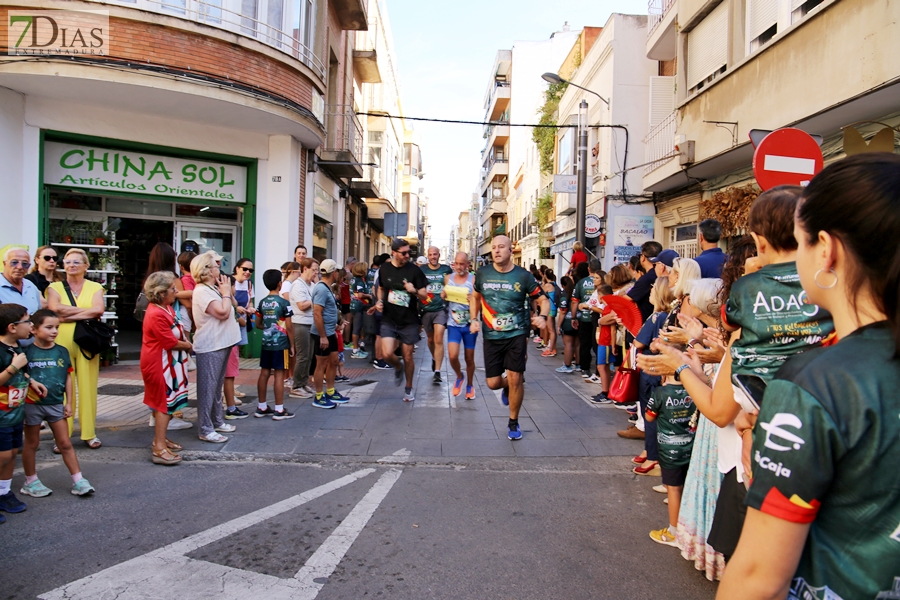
[{"xmin": 541, "ymin": 73, "xmax": 609, "ymax": 247}]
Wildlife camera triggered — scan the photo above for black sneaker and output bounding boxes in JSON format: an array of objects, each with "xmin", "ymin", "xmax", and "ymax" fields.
[
  {"xmin": 628, "ymin": 413, "xmax": 638, "ymax": 422},
  {"xmin": 591, "ymin": 392, "xmax": 612, "ymax": 404},
  {"xmin": 0, "ymin": 491, "xmax": 27, "ymax": 514},
  {"xmin": 272, "ymin": 409, "xmax": 295, "ymax": 420},
  {"xmin": 433, "ymin": 371, "xmax": 442, "ymax": 384},
  {"xmin": 254, "ymin": 406, "xmax": 275, "ymax": 418},
  {"xmin": 394, "ymin": 360, "xmax": 404, "ymax": 386},
  {"xmin": 373, "ymin": 359, "xmax": 392, "ymax": 370},
  {"xmin": 225, "ymin": 408, "xmax": 249, "ymax": 419}
]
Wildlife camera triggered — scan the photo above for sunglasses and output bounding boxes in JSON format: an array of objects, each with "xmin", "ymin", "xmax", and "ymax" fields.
[
  {"xmin": 238, "ymin": 266, "xmax": 254, "ymax": 273},
  {"xmin": 8, "ymin": 260, "xmax": 30, "ymax": 269},
  {"xmin": 397, "ymin": 251, "xmax": 410, "ymax": 256},
  {"xmin": 41, "ymin": 255, "xmax": 58, "ymax": 262}
]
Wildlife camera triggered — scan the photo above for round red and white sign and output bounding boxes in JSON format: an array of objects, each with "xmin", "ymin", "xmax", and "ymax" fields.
[{"xmin": 752, "ymin": 128, "xmax": 824, "ymax": 191}]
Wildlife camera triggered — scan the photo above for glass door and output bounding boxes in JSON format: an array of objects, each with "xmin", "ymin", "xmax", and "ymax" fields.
[{"xmin": 176, "ymin": 222, "xmax": 239, "ymax": 274}]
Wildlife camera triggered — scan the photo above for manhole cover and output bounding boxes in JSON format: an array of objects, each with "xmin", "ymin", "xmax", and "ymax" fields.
[
  {"xmin": 345, "ymin": 379, "xmax": 376, "ymax": 387},
  {"xmin": 97, "ymin": 384, "xmax": 146, "ymax": 396}
]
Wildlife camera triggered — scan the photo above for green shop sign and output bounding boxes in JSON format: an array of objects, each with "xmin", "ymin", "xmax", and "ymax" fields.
[{"xmin": 43, "ymin": 141, "xmax": 248, "ymax": 203}]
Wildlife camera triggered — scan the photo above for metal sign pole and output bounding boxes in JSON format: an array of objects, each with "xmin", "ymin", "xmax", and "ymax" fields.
[{"xmin": 576, "ymin": 99, "xmax": 588, "ymax": 247}]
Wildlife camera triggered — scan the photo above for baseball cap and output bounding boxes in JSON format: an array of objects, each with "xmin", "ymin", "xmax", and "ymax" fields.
[
  {"xmin": 649, "ymin": 249, "xmax": 679, "ymax": 267},
  {"xmin": 181, "ymin": 239, "xmax": 200, "ymax": 253},
  {"xmin": 319, "ymin": 259, "xmax": 338, "ymax": 274},
  {"xmin": 416, "ymin": 256, "xmax": 427, "ymax": 265}
]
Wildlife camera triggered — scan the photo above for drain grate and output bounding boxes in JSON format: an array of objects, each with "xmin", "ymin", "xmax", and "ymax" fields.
[
  {"xmin": 97, "ymin": 384, "xmax": 146, "ymax": 396},
  {"xmin": 345, "ymin": 379, "xmax": 376, "ymax": 387}
]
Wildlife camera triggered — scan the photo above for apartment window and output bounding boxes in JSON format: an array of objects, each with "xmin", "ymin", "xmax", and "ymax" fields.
[
  {"xmin": 200, "ymin": 0, "xmax": 223, "ymax": 23},
  {"xmin": 558, "ymin": 129, "xmax": 573, "ymax": 175},
  {"xmin": 266, "ymin": 0, "xmax": 284, "ymax": 47},
  {"xmin": 686, "ymin": 0, "xmax": 729, "ymax": 94},
  {"xmin": 792, "ymin": 0, "xmax": 824, "ymax": 21},
  {"xmin": 292, "ymin": 0, "xmax": 316, "ymax": 63},
  {"xmin": 240, "ymin": 0, "xmax": 258, "ymax": 35}
]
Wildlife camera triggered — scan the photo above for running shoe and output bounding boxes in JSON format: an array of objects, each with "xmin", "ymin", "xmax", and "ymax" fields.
[
  {"xmin": 198, "ymin": 432, "xmax": 229, "ymax": 443},
  {"xmin": 255, "ymin": 406, "xmax": 276, "ymax": 418},
  {"xmin": 167, "ymin": 417, "xmax": 193, "ymax": 430},
  {"xmin": 507, "ymin": 423, "xmax": 522, "ymax": 441},
  {"xmin": 465, "ymin": 386, "xmax": 475, "ymax": 400},
  {"xmin": 500, "ymin": 388, "xmax": 509, "ymax": 406},
  {"xmin": 541, "ymin": 349, "xmax": 556, "ymax": 357},
  {"xmin": 350, "ymin": 350, "xmax": 369, "ymax": 360},
  {"xmin": 433, "ymin": 371, "xmax": 442, "ymax": 384},
  {"xmin": 403, "ymin": 391, "xmax": 415, "ymax": 402},
  {"xmin": 0, "ymin": 491, "xmax": 27, "ymax": 513},
  {"xmin": 394, "ymin": 360, "xmax": 404, "ymax": 386},
  {"xmin": 628, "ymin": 413, "xmax": 638, "ymax": 422},
  {"xmin": 20, "ymin": 480, "xmax": 52, "ymax": 498},
  {"xmin": 290, "ymin": 387, "xmax": 313, "ymax": 398},
  {"xmin": 555, "ymin": 365, "xmax": 574, "ymax": 374},
  {"xmin": 373, "ymin": 360, "xmax": 392, "ymax": 370},
  {"xmin": 649, "ymin": 526, "xmax": 678, "ymax": 547},
  {"xmin": 452, "ymin": 376, "xmax": 465, "ymax": 397},
  {"xmin": 215, "ymin": 423, "xmax": 236, "ymax": 433},
  {"xmin": 283, "ymin": 377, "xmax": 294, "ymax": 388},
  {"xmin": 614, "ymin": 403, "xmax": 637, "ymax": 411},
  {"xmin": 71, "ymin": 478, "xmax": 95, "ymax": 496},
  {"xmin": 532, "ymin": 337, "xmax": 542, "ymax": 344},
  {"xmin": 225, "ymin": 408, "xmax": 249, "ymax": 420},
  {"xmin": 591, "ymin": 392, "xmax": 612, "ymax": 404},
  {"xmin": 335, "ymin": 375, "xmax": 350, "ymax": 382},
  {"xmin": 327, "ymin": 391, "xmax": 350, "ymax": 404},
  {"xmin": 587, "ymin": 374, "xmax": 603, "ymax": 384},
  {"xmin": 582, "ymin": 371, "xmax": 592, "ymax": 379},
  {"xmin": 272, "ymin": 409, "xmax": 295, "ymax": 420},
  {"xmin": 573, "ymin": 365, "xmax": 583, "ymax": 372},
  {"xmin": 312, "ymin": 397, "xmax": 337, "ymax": 409}
]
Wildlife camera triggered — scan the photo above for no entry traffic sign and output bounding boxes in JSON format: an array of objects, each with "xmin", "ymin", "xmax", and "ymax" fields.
[{"xmin": 751, "ymin": 128, "xmax": 824, "ymax": 190}]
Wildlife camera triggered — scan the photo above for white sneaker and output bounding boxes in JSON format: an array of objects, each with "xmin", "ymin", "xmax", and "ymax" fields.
[
  {"xmin": 199, "ymin": 432, "xmax": 229, "ymax": 443},
  {"xmin": 284, "ymin": 377, "xmax": 294, "ymax": 387},
  {"xmin": 215, "ymin": 423, "xmax": 236, "ymax": 433},
  {"xmin": 148, "ymin": 415, "xmax": 155, "ymax": 427},
  {"xmin": 290, "ymin": 387, "xmax": 313, "ymax": 398},
  {"xmin": 303, "ymin": 385, "xmax": 316, "ymax": 395},
  {"xmin": 587, "ymin": 374, "xmax": 602, "ymax": 384},
  {"xmin": 167, "ymin": 417, "xmax": 193, "ymax": 430}
]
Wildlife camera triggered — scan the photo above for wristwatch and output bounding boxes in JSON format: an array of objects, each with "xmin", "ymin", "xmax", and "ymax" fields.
[{"xmin": 674, "ymin": 364, "xmax": 690, "ymax": 381}]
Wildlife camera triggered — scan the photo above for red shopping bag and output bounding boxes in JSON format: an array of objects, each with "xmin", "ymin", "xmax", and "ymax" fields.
[{"xmin": 608, "ymin": 342, "xmax": 639, "ymax": 405}]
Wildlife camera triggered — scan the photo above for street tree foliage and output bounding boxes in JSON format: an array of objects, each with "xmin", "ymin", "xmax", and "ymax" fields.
[{"xmin": 533, "ymin": 81, "xmax": 568, "ymax": 175}]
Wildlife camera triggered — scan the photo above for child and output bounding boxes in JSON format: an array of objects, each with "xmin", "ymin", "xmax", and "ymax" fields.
[
  {"xmin": 349, "ymin": 261, "xmax": 372, "ymax": 359},
  {"xmin": 255, "ymin": 269, "xmax": 295, "ymax": 420},
  {"xmin": 645, "ymin": 373, "xmax": 697, "ymax": 546},
  {"xmin": 21, "ymin": 310, "xmax": 95, "ymax": 498},
  {"xmin": 0, "ymin": 304, "xmax": 49, "ymax": 520},
  {"xmin": 334, "ymin": 327, "xmax": 349, "ymax": 382},
  {"xmin": 591, "ymin": 283, "xmax": 614, "ymax": 399}
]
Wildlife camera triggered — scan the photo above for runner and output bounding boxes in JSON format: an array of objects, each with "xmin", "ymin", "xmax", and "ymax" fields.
[
  {"xmin": 420, "ymin": 246, "xmax": 453, "ymax": 384},
  {"xmin": 442, "ymin": 252, "xmax": 478, "ymax": 399},
  {"xmin": 375, "ymin": 239, "xmax": 428, "ymax": 402},
  {"xmin": 471, "ymin": 236, "xmax": 550, "ymax": 440}
]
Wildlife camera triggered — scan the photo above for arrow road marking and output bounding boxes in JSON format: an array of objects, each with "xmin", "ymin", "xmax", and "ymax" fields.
[{"xmin": 764, "ymin": 154, "xmax": 816, "ymax": 175}]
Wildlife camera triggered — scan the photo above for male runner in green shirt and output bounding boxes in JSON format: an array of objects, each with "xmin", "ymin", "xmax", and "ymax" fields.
[{"xmin": 420, "ymin": 246, "xmax": 453, "ymax": 384}]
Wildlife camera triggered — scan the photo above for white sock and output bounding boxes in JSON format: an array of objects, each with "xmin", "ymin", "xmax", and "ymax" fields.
[
  {"xmin": 25, "ymin": 475, "xmax": 38, "ymax": 485},
  {"xmin": 0, "ymin": 479, "xmax": 11, "ymax": 496},
  {"xmin": 274, "ymin": 405, "xmax": 284, "ymax": 413},
  {"xmin": 258, "ymin": 402, "xmax": 268, "ymax": 411},
  {"xmin": 669, "ymin": 524, "xmax": 678, "ymax": 534},
  {"xmin": 72, "ymin": 472, "xmax": 83, "ymax": 484}
]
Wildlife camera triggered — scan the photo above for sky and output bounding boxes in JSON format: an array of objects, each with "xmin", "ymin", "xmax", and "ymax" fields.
[{"xmin": 385, "ymin": 0, "xmax": 641, "ymax": 250}]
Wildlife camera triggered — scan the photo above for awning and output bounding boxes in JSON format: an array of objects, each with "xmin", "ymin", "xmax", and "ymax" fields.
[{"xmin": 550, "ymin": 236, "xmax": 575, "ymax": 256}]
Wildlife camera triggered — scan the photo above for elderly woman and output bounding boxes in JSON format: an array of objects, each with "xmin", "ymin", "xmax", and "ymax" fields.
[
  {"xmin": 140, "ymin": 272, "xmax": 192, "ymax": 465},
  {"xmin": 190, "ymin": 251, "xmax": 241, "ymax": 443},
  {"xmin": 25, "ymin": 245, "xmax": 62, "ymax": 296},
  {"xmin": 47, "ymin": 248, "xmax": 105, "ymax": 449}
]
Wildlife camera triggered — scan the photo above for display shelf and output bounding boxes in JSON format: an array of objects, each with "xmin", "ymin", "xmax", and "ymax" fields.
[
  {"xmin": 50, "ymin": 243, "xmax": 119, "ymax": 249},
  {"xmin": 87, "ymin": 269, "xmax": 119, "ymax": 274}
]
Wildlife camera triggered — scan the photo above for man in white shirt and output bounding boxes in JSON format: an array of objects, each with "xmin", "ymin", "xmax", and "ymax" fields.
[{"xmin": 289, "ymin": 258, "xmax": 318, "ymax": 397}]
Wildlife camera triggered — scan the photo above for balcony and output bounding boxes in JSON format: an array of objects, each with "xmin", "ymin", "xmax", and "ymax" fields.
[
  {"xmin": 643, "ymin": 110, "xmax": 678, "ymax": 175},
  {"xmin": 332, "ymin": 0, "xmax": 369, "ymax": 31},
  {"xmin": 350, "ymin": 164, "xmax": 381, "ymax": 199},
  {"xmin": 485, "ymin": 81, "xmax": 511, "ymax": 122},
  {"xmin": 647, "ymin": 0, "xmax": 677, "ymax": 61},
  {"xmin": 319, "ymin": 105, "xmax": 364, "ymax": 179},
  {"xmin": 479, "ymin": 159, "xmax": 509, "ymax": 196},
  {"xmin": 93, "ymin": 0, "xmax": 326, "ymax": 79},
  {"xmin": 353, "ymin": 15, "xmax": 382, "ymax": 83},
  {"xmin": 483, "ymin": 122, "xmax": 510, "ymax": 152}
]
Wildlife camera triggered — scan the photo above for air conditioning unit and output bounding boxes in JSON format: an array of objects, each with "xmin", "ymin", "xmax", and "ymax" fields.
[{"xmin": 676, "ymin": 139, "xmax": 695, "ymax": 165}]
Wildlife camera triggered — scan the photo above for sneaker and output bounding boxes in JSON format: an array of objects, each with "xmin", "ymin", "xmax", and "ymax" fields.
[
  {"xmin": 71, "ymin": 478, "xmax": 95, "ymax": 496},
  {"xmin": 290, "ymin": 387, "xmax": 313, "ymax": 398},
  {"xmin": 537, "ymin": 343, "xmax": 546, "ymax": 349},
  {"xmin": 433, "ymin": 371, "xmax": 442, "ymax": 384},
  {"xmin": 255, "ymin": 406, "xmax": 275, "ymax": 418},
  {"xmin": 614, "ymin": 403, "xmax": 637, "ymax": 411},
  {"xmin": 312, "ymin": 397, "xmax": 337, "ymax": 409},
  {"xmin": 465, "ymin": 386, "xmax": 475, "ymax": 400},
  {"xmin": 533, "ymin": 337, "xmax": 542, "ymax": 344},
  {"xmin": 451, "ymin": 376, "xmax": 464, "ymax": 397},
  {"xmin": 215, "ymin": 423, "xmax": 236, "ymax": 433},
  {"xmin": 541, "ymin": 349, "xmax": 556, "ymax": 357},
  {"xmin": 283, "ymin": 377, "xmax": 294, "ymax": 388},
  {"xmin": 327, "ymin": 391, "xmax": 350, "ymax": 404},
  {"xmin": 652, "ymin": 484, "xmax": 668, "ymax": 494},
  {"xmin": 626, "ymin": 404, "xmax": 638, "ymax": 414},
  {"xmin": 351, "ymin": 350, "xmax": 369, "ymax": 360},
  {"xmin": 555, "ymin": 365, "xmax": 574, "ymax": 374},
  {"xmin": 500, "ymin": 388, "xmax": 509, "ymax": 406},
  {"xmin": 394, "ymin": 361, "xmax": 404, "ymax": 386},
  {"xmin": 225, "ymin": 408, "xmax": 249, "ymax": 420},
  {"xmin": 587, "ymin": 374, "xmax": 602, "ymax": 384},
  {"xmin": 167, "ymin": 417, "xmax": 193, "ymax": 430},
  {"xmin": 373, "ymin": 360, "xmax": 392, "ymax": 370},
  {"xmin": 335, "ymin": 375, "xmax": 350, "ymax": 382},
  {"xmin": 20, "ymin": 480, "xmax": 52, "ymax": 498},
  {"xmin": 507, "ymin": 423, "xmax": 522, "ymax": 441},
  {"xmin": 199, "ymin": 432, "xmax": 229, "ymax": 443},
  {"xmin": 0, "ymin": 491, "xmax": 27, "ymax": 513},
  {"xmin": 573, "ymin": 365, "xmax": 583, "ymax": 372},
  {"xmin": 303, "ymin": 385, "xmax": 316, "ymax": 395},
  {"xmin": 617, "ymin": 424, "xmax": 646, "ymax": 440},
  {"xmin": 649, "ymin": 526, "xmax": 678, "ymax": 547},
  {"xmin": 272, "ymin": 409, "xmax": 295, "ymax": 420},
  {"xmin": 581, "ymin": 371, "xmax": 592, "ymax": 379},
  {"xmin": 403, "ymin": 391, "xmax": 415, "ymax": 402},
  {"xmin": 591, "ymin": 392, "xmax": 612, "ymax": 404},
  {"xmin": 628, "ymin": 413, "xmax": 638, "ymax": 422},
  {"xmin": 234, "ymin": 390, "xmax": 246, "ymax": 398}
]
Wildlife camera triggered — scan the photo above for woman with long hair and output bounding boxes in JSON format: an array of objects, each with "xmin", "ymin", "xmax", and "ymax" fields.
[{"xmin": 26, "ymin": 245, "xmax": 62, "ymax": 295}]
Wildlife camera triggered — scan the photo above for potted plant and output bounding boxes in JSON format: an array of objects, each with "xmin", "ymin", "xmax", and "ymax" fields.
[
  {"xmin": 55, "ymin": 217, "xmax": 76, "ymax": 243},
  {"xmin": 88, "ymin": 221, "xmax": 107, "ymax": 245},
  {"xmin": 99, "ymin": 347, "xmax": 117, "ymax": 368}
]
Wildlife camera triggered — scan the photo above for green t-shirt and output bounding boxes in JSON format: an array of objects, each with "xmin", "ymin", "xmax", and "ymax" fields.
[
  {"xmin": 24, "ymin": 344, "xmax": 71, "ymax": 405},
  {"xmin": 558, "ymin": 294, "xmax": 575, "ymax": 333},
  {"xmin": 257, "ymin": 295, "xmax": 293, "ymax": 351},
  {"xmin": 573, "ymin": 276, "xmax": 595, "ymax": 322},
  {"xmin": 646, "ymin": 384, "xmax": 696, "ymax": 468},
  {"xmin": 725, "ymin": 262, "xmax": 833, "ymax": 381},
  {"xmin": 745, "ymin": 322, "xmax": 900, "ymax": 600},
  {"xmin": 0, "ymin": 341, "xmax": 27, "ymax": 427},
  {"xmin": 349, "ymin": 276, "xmax": 370, "ymax": 313},
  {"xmin": 474, "ymin": 265, "xmax": 543, "ymax": 340},
  {"xmin": 421, "ymin": 264, "xmax": 453, "ymax": 313}
]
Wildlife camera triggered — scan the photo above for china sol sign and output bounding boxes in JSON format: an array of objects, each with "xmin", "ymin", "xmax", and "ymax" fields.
[{"xmin": 44, "ymin": 142, "xmax": 248, "ymax": 203}]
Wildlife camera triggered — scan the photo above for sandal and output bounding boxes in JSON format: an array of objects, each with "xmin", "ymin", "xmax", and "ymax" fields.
[
  {"xmin": 632, "ymin": 454, "xmax": 648, "ymax": 464},
  {"xmin": 85, "ymin": 437, "xmax": 102, "ymax": 449},
  {"xmin": 151, "ymin": 447, "xmax": 182, "ymax": 465},
  {"xmin": 165, "ymin": 439, "xmax": 183, "ymax": 451}
]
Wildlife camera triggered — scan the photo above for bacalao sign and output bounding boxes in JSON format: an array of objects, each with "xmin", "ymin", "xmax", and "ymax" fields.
[
  {"xmin": 44, "ymin": 142, "xmax": 248, "ymax": 203},
  {"xmin": 8, "ymin": 10, "xmax": 109, "ymax": 56}
]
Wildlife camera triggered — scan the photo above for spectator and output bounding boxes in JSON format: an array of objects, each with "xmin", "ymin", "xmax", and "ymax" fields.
[
  {"xmin": 289, "ymin": 258, "xmax": 318, "ymax": 398},
  {"xmin": 627, "ymin": 241, "xmax": 663, "ymax": 321},
  {"xmin": 293, "ymin": 245, "xmax": 307, "ymax": 263},
  {"xmin": 694, "ymin": 219, "xmax": 727, "ymax": 278},
  {"xmin": 570, "ymin": 241, "xmax": 588, "ymax": 271},
  {"xmin": 25, "ymin": 246, "xmax": 62, "ymax": 296},
  {"xmin": 1, "ymin": 249, "xmax": 44, "ymax": 322}
]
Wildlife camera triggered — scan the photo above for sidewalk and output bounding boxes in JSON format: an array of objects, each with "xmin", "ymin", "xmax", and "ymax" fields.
[{"xmin": 84, "ymin": 338, "xmax": 644, "ymax": 459}]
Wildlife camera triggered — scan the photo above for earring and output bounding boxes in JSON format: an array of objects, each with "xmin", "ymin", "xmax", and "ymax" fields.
[{"xmin": 814, "ymin": 268, "xmax": 838, "ymax": 289}]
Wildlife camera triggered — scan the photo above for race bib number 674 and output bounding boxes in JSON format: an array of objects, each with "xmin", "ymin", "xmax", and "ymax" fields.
[{"xmin": 493, "ymin": 313, "xmax": 516, "ymax": 332}]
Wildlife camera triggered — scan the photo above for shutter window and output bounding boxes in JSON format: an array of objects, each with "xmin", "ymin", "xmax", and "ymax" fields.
[
  {"xmin": 649, "ymin": 76, "xmax": 676, "ymax": 128},
  {"xmin": 749, "ymin": 0, "xmax": 779, "ymax": 41},
  {"xmin": 686, "ymin": 1, "xmax": 729, "ymax": 90},
  {"xmin": 791, "ymin": 0, "xmax": 806, "ymax": 9}
]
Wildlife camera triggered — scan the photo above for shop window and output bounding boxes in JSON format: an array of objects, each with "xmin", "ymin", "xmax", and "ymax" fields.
[
  {"xmin": 49, "ymin": 191, "xmax": 102, "ymax": 211},
  {"xmin": 106, "ymin": 197, "xmax": 173, "ymax": 217},
  {"xmin": 175, "ymin": 204, "xmax": 240, "ymax": 221}
]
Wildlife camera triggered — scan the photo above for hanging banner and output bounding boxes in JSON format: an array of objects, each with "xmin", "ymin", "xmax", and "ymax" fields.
[{"xmin": 613, "ymin": 215, "xmax": 654, "ymax": 263}]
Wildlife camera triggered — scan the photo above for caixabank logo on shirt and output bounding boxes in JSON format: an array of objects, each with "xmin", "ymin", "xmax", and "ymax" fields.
[{"xmin": 8, "ymin": 10, "xmax": 108, "ymax": 56}]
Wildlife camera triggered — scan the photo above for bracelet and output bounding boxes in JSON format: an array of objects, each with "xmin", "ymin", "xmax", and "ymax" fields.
[
  {"xmin": 687, "ymin": 338, "xmax": 701, "ymax": 349},
  {"xmin": 7, "ymin": 365, "xmax": 19, "ymax": 374},
  {"xmin": 674, "ymin": 364, "xmax": 691, "ymax": 381}
]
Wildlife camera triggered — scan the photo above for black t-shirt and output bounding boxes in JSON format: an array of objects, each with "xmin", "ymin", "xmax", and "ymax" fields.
[
  {"xmin": 25, "ymin": 272, "xmax": 51, "ymax": 295},
  {"xmin": 378, "ymin": 261, "xmax": 428, "ymax": 327},
  {"xmin": 626, "ymin": 269, "xmax": 657, "ymax": 321}
]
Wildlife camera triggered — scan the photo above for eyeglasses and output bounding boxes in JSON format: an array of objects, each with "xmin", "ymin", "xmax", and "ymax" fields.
[
  {"xmin": 238, "ymin": 266, "xmax": 254, "ymax": 273},
  {"xmin": 7, "ymin": 260, "xmax": 31, "ymax": 269},
  {"xmin": 397, "ymin": 251, "xmax": 410, "ymax": 256},
  {"xmin": 41, "ymin": 255, "xmax": 58, "ymax": 262},
  {"xmin": 12, "ymin": 318, "xmax": 32, "ymax": 326},
  {"xmin": 63, "ymin": 260, "xmax": 84, "ymax": 266}
]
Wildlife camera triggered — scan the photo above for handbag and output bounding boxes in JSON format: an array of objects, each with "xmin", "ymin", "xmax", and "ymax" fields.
[
  {"xmin": 133, "ymin": 291, "xmax": 149, "ymax": 322},
  {"xmin": 62, "ymin": 281, "xmax": 116, "ymax": 359},
  {"xmin": 608, "ymin": 338, "xmax": 639, "ymax": 405}
]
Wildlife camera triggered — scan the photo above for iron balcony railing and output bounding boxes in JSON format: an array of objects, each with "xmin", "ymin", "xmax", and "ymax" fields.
[
  {"xmin": 643, "ymin": 110, "xmax": 678, "ymax": 175},
  {"xmin": 324, "ymin": 105, "xmax": 364, "ymax": 161},
  {"xmin": 648, "ymin": 0, "xmax": 676, "ymax": 37}
]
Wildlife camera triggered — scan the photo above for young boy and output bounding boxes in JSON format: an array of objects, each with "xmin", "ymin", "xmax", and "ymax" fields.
[
  {"xmin": 255, "ymin": 269, "xmax": 295, "ymax": 420},
  {"xmin": 21, "ymin": 309, "xmax": 94, "ymax": 498},
  {"xmin": 644, "ymin": 373, "xmax": 696, "ymax": 547},
  {"xmin": 0, "ymin": 304, "xmax": 49, "ymax": 521}
]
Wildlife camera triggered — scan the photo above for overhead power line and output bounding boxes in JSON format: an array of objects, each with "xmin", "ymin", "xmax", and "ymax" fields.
[{"xmin": 355, "ymin": 112, "xmax": 576, "ymax": 128}]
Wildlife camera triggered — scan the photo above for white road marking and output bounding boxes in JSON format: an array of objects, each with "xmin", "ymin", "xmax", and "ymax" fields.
[
  {"xmin": 763, "ymin": 154, "xmax": 816, "ymax": 174},
  {"xmin": 38, "ymin": 467, "xmax": 394, "ymax": 600},
  {"xmin": 344, "ymin": 381, "xmax": 378, "ymax": 404},
  {"xmin": 377, "ymin": 448, "xmax": 411, "ymax": 463}
]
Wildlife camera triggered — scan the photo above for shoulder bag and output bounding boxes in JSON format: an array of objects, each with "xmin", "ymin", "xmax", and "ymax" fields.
[
  {"xmin": 62, "ymin": 281, "xmax": 116, "ymax": 360},
  {"xmin": 608, "ymin": 338, "xmax": 639, "ymax": 406}
]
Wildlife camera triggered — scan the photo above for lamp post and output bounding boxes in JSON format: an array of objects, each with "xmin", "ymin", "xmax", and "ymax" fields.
[{"xmin": 541, "ymin": 72, "xmax": 609, "ymax": 248}]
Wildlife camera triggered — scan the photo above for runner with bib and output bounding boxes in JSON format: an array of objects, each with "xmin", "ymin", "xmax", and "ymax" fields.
[
  {"xmin": 442, "ymin": 252, "xmax": 478, "ymax": 400},
  {"xmin": 420, "ymin": 246, "xmax": 453, "ymax": 384}
]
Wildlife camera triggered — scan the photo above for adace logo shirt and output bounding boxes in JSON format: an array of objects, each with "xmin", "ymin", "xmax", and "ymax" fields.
[
  {"xmin": 474, "ymin": 265, "xmax": 543, "ymax": 341},
  {"xmin": 573, "ymin": 276, "xmax": 595, "ymax": 323},
  {"xmin": 646, "ymin": 384, "xmax": 696, "ymax": 468},
  {"xmin": 257, "ymin": 295, "xmax": 293, "ymax": 351}
]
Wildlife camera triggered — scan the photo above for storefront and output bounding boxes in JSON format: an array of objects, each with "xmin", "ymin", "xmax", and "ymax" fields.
[{"xmin": 40, "ymin": 131, "xmax": 258, "ymax": 359}]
